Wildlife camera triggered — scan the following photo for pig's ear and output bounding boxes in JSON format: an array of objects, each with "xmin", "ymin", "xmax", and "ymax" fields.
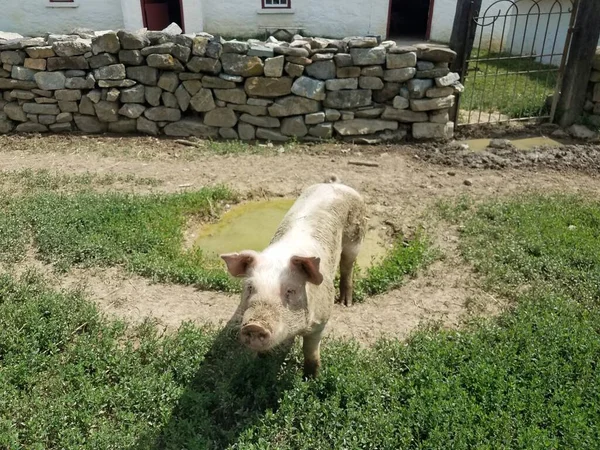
[
  {"xmin": 290, "ymin": 256, "xmax": 324, "ymax": 285},
  {"xmin": 220, "ymin": 251, "xmax": 258, "ymax": 277}
]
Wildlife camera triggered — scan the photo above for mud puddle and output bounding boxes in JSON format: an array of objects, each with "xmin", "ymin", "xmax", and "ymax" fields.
[
  {"xmin": 195, "ymin": 199, "xmax": 388, "ymax": 268},
  {"xmin": 461, "ymin": 136, "xmax": 564, "ymax": 151}
]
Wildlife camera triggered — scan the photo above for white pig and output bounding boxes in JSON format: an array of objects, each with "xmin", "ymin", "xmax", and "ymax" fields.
[{"xmin": 221, "ymin": 176, "xmax": 367, "ymax": 378}]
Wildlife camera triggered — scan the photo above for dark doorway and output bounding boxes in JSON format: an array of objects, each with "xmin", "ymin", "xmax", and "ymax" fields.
[
  {"xmin": 141, "ymin": 0, "xmax": 184, "ymax": 32},
  {"xmin": 388, "ymin": 0, "xmax": 431, "ymax": 40}
]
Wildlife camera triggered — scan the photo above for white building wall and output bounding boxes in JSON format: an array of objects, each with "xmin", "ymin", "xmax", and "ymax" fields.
[
  {"xmin": 202, "ymin": 0, "xmax": 389, "ymax": 39},
  {"xmin": 0, "ymin": 0, "xmax": 124, "ymax": 36}
]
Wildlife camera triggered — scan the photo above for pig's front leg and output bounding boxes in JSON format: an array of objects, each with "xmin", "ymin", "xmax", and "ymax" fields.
[{"xmin": 302, "ymin": 330, "xmax": 323, "ymax": 379}]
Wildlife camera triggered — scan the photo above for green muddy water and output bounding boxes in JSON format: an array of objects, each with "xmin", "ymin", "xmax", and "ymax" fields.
[
  {"xmin": 461, "ymin": 136, "xmax": 563, "ymax": 152},
  {"xmin": 195, "ymin": 199, "xmax": 388, "ymax": 269}
]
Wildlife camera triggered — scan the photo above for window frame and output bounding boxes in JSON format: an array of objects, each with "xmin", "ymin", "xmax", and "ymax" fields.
[
  {"xmin": 47, "ymin": 0, "xmax": 78, "ymax": 7},
  {"xmin": 261, "ymin": 0, "xmax": 291, "ymax": 9}
]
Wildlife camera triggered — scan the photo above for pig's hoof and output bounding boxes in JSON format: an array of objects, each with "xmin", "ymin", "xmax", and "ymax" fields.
[{"xmin": 303, "ymin": 359, "xmax": 320, "ymax": 380}]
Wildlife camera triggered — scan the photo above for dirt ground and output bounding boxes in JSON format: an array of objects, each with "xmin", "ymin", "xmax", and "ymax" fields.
[{"xmin": 2, "ymin": 133, "xmax": 600, "ymax": 345}]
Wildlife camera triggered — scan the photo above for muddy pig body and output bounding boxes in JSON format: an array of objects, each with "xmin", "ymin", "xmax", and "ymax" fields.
[{"xmin": 221, "ymin": 176, "xmax": 367, "ymax": 378}]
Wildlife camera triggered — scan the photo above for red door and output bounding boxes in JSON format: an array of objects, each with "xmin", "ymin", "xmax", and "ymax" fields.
[{"xmin": 142, "ymin": 0, "xmax": 171, "ymax": 31}]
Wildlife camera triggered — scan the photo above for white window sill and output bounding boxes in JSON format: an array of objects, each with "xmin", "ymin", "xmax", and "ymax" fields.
[
  {"xmin": 46, "ymin": 2, "xmax": 79, "ymax": 8},
  {"xmin": 257, "ymin": 8, "xmax": 295, "ymax": 15}
]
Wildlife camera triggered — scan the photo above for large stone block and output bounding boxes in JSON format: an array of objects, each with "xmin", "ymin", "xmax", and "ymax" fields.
[
  {"xmin": 407, "ymin": 79, "xmax": 434, "ymax": 99},
  {"xmin": 94, "ymin": 101, "xmax": 119, "ymax": 122},
  {"xmin": 147, "ymin": 54, "xmax": 184, "ymax": 71},
  {"xmin": 92, "ymin": 32, "xmax": 120, "ymax": 55},
  {"xmin": 204, "ymin": 107, "xmax": 237, "ymax": 127},
  {"xmin": 416, "ymin": 45, "xmax": 457, "ymax": 63},
  {"xmin": 264, "ymin": 55, "xmax": 285, "ymax": 77},
  {"xmin": 144, "ymin": 106, "xmax": 181, "ymax": 122},
  {"xmin": 333, "ymin": 119, "xmax": 398, "ymax": 136},
  {"xmin": 4, "ymin": 103, "xmax": 27, "ymax": 121},
  {"xmin": 22, "ymin": 102, "xmax": 60, "ymax": 115},
  {"xmin": 256, "ymin": 128, "xmax": 289, "ymax": 141},
  {"xmin": 386, "ymin": 52, "xmax": 417, "ymax": 69},
  {"xmin": 164, "ymin": 118, "xmax": 219, "ymax": 137},
  {"xmin": 412, "ymin": 121, "xmax": 454, "ymax": 139},
  {"xmin": 126, "ymin": 66, "xmax": 158, "ymax": 85},
  {"xmin": 326, "ymin": 78, "xmax": 358, "ymax": 91},
  {"xmin": 239, "ymin": 114, "xmax": 280, "ymax": 128},
  {"xmin": 121, "ymin": 85, "xmax": 145, "ymax": 103},
  {"xmin": 305, "ymin": 60, "xmax": 336, "ymax": 80},
  {"xmin": 323, "ymin": 89, "xmax": 372, "ymax": 109},
  {"xmin": 245, "ymin": 77, "xmax": 293, "ymax": 97},
  {"xmin": 291, "ymin": 76, "xmax": 326, "ymax": 100},
  {"xmin": 119, "ymin": 103, "xmax": 146, "ymax": 119},
  {"xmin": 11, "ymin": 66, "xmax": 37, "ymax": 81},
  {"xmin": 47, "ymin": 56, "xmax": 89, "ymax": 71},
  {"xmin": 189, "ymin": 89, "xmax": 216, "ymax": 112},
  {"xmin": 26, "ymin": 46, "xmax": 55, "ymax": 59},
  {"xmin": 410, "ymin": 95, "xmax": 455, "ymax": 111},
  {"xmin": 118, "ymin": 30, "xmax": 150, "ymax": 50},
  {"xmin": 281, "ymin": 116, "xmax": 308, "ymax": 137},
  {"xmin": 74, "ymin": 114, "xmax": 107, "ymax": 133},
  {"xmin": 52, "ymin": 38, "xmax": 91, "ymax": 57},
  {"xmin": 350, "ymin": 46, "xmax": 386, "ymax": 66},
  {"xmin": 381, "ymin": 107, "xmax": 428, "ymax": 122},
  {"xmin": 214, "ymin": 88, "xmax": 247, "ymax": 104},
  {"xmin": 94, "ymin": 64, "xmax": 126, "ymax": 81},
  {"xmin": 88, "ymin": 53, "xmax": 118, "ymax": 69},
  {"xmin": 268, "ymin": 96, "xmax": 320, "ymax": 117},
  {"xmin": 137, "ymin": 116, "xmax": 159, "ymax": 135},
  {"xmin": 187, "ymin": 56, "xmax": 221, "ymax": 74},
  {"xmin": 221, "ymin": 54, "xmax": 264, "ymax": 77},
  {"xmin": 383, "ymin": 68, "xmax": 416, "ymax": 82}
]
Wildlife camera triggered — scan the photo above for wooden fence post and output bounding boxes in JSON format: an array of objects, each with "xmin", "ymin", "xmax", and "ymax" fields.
[
  {"xmin": 556, "ymin": 0, "xmax": 600, "ymax": 127},
  {"xmin": 449, "ymin": 0, "xmax": 483, "ymax": 122}
]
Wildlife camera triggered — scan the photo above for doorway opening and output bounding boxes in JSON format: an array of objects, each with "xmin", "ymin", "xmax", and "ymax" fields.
[
  {"xmin": 141, "ymin": 0, "xmax": 184, "ymax": 32},
  {"xmin": 387, "ymin": 0, "xmax": 432, "ymax": 43}
]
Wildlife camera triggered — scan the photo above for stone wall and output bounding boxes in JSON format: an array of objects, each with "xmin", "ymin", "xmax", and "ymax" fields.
[
  {"xmin": 0, "ymin": 30, "xmax": 462, "ymax": 142},
  {"xmin": 584, "ymin": 48, "xmax": 600, "ymax": 128}
]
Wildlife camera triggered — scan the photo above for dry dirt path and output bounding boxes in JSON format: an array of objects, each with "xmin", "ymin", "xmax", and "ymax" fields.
[{"xmin": 2, "ymin": 134, "xmax": 599, "ymax": 344}]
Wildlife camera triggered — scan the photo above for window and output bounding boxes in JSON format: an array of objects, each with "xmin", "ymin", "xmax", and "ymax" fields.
[
  {"xmin": 47, "ymin": 0, "xmax": 78, "ymax": 7},
  {"xmin": 262, "ymin": 0, "xmax": 291, "ymax": 9}
]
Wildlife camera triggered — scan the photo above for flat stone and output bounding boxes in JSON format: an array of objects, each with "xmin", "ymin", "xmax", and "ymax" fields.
[
  {"xmin": 15, "ymin": 122, "xmax": 48, "ymax": 133},
  {"xmin": 56, "ymin": 112, "xmax": 73, "ymax": 123},
  {"xmin": 286, "ymin": 56, "xmax": 312, "ymax": 66},
  {"xmin": 98, "ymin": 80, "xmax": 136, "ymax": 88},
  {"xmin": 324, "ymin": 89, "xmax": 372, "ymax": 109},
  {"xmin": 248, "ymin": 45, "xmax": 274, "ymax": 58},
  {"xmin": 52, "ymin": 39, "xmax": 91, "ymax": 57},
  {"xmin": 361, "ymin": 66, "xmax": 384, "ymax": 77},
  {"xmin": 274, "ymin": 47, "xmax": 309, "ymax": 58},
  {"xmin": 119, "ymin": 49, "xmax": 144, "ymax": 65},
  {"xmin": 426, "ymin": 86, "xmax": 454, "ymax": 98},
  {"xmin": 386, "ymin": 52, "xmax": 417, "ymax": 69},
  {"xmin": 92, "ymin": 32, "xmax": 120, "ymax": 55},
  {"xmin": 24, "ymin": 58, "xmax": 46, "ymax": 71},
  {"xmin": 213, "ymin": 88, "xmax": 245, "ymax": 104},
  {"xmin": 145, "ymin": 86, "xmax": 162, "ymax": 106},
  {"xmin": 22, "ymin": 102, "xmax": 59, "ymax": 115},
  {"xmin": 359, "ymin": 76, "xmax": 383, "ymax": 90},
  {"xmin": 430, "ymin": 109, "xmax": 450, "ymax": 123},
  {"xmin": 203, "ymin": 107, "xmax": 237, "ymax": 127},
  {"xmin": 1, "ymin": 50, "xmax": 26, "ymax": 65},
  {"xmin": 412, "ymin": 121, "xmax": 454, "ymax": 139},
  {"xmin": 199, "ymin": 76, "xmax": 232, "ymax": 89},
  {"xmin": 388, "ymin": 45, "xmax": 418, "ymax": 54},
  {"xmin": 10, "ymin": 90, "xmax": 35, "ymax": 100},
  {"xmin": 65, "ymin": 74, "xmax": 95, "ymax": 90},
  {"xmin": 264, "ymin": 56, "xmax": 285, "ymax": 77},
  {"xmin": 189, "ymin": 89, "xmax": 216, "ymax": 112},
  {"xmin": 157, "ymin": 72, "xmax": 179, "ymax": 93},
  {"xmin": 381, "ymin": 107, "xmax": 428, "ymax": 122},
  {"xmin": 48, "ymin": 122, "xmax": 72, "ymax": 132},
  {"xmin": 333, "ymin": 53, "xmax": 353, "ymax": 67},
  {"xmin": 144, "ymin": 106, "xmax": 181, "ymax": 122},
  {"xmin": 118, "ymin": 30, "xmax": 150, "ymax": 50},
  {"xmin": 393, "ymin": 96, "xmax": 410, "ymax": 109},
  {"xmin": 47, "ymin": 56, "xmax": 89, "ymax": 71},
  {"xmin": 281, "ymin": 116, "xmax": 308, "ymax": 137},
  {"xmin": 305, "ymin": 112, "xmax": 325, "ymax": 125},
  {"xmin": 108, "ymin": 119, "xmax": 137, "ymax": 133},
  {"xmin": 417, "ymin": 68, "xmax": 450, "ymax": 79},
  {"xmin": 384, "ymin": 68, "xmax": 416, "ymax": 82},
  {"xmin": 94, "ymin": 64, "xmax": 126, "ymax": 80},
  {"xmin": 240, "ymin": 114, "xmax": 280, "ymax": 128},
  {"xmin": 334, "ymin": 118, "xmax": 398, "ymax": 136},
  {"xmin": 58, "ymin": 101, "xmax": 78, "ymax": 113},
  {"xmin": 172, "ymin": 44, "xmax": 192, "ymax": 63},
  {"xmin": 119, "ymin": 103, "xmax": 146, "ymax": 119},
  {"xmin": 350, "ymin": 46, "xmax": 386, "ymax": 66},
  {"xmin": 38, "ymin": 114, "xmax": 57, "ymax": 125},
  {"xmin": 568, "ymin": 124, "xmax": 596, "ymax": 139},
  {"xmin": 416, "ymin": 45, "xmax": 457, "ymax": 63},
  {"xmin": 33, "ymin": 72, "xmax": 65, "ymax": 90},
  {"xmin": 347, "ymin": 37, "xmax": 379, "ymax": 49},
  {"xmin": 410, "ymin": 95, "xmax": 455, "ymax": 111},
  {"xmin": 244, "ymin": 76, "xmax": 293, "ymax": 98},
  {"xmin": 354, "ymin": 107, "xmax": 384, "ymax": 118},
  {"xmin": 120, "ymin": 85, "xmax": 145, "ymax": 103},
  {"xmin": 126, "ymin": 66, "xmax": 158, "ymax": 85},
  {"xmin": 175, "ymin": 84, "xmax": 191, "ymax": 111},
  {"xmin": 407, "ymin": 79, "xmax": 434, "ymax": 99},
  {"xmin": 223, "ymin": 40, "xmax": 250, "ymax": 54},
  {"xmin": 141, "ymin": 43, "xmax": 176, "ymax": 56},
  {"xmin": 308, "ymin": 122, "xmax": 333, "ymax": 138},
  {"xmin": 256, "ymin": 128, "xmax": 288, "ymax": 142},
  {"xmin": 336, "ymin": 67, "xmax": 362, "ymax": 79},
  {"xmin": 87, "ymin": 53, "xmax": 117, "ymax": 69},
  {"xmin": 285, "ymin": 62, "xmax": 304, "ymax": 78},
  {"xmin": 187, "ymin": 56, "xmax": 221, "ymax": 74},
  {"xmin": 147, "ymin": 54, "xmax": 184, "ymax": 71},
  {"xmin": 305, "ymin": 60, "xmax": 336, "ymax": 80},
  {"xmin": 218, "ymin": 127, "xmax": 238, "ymax": 139},
  {"xmin": 326, "ymin": 78, "xmax": 358, "ymax": 91},
  {"xmin": 219, "ymin": 73, "xmax": 244, "ymax": 83},
  {"xmin": 312, "ymin": 53, "xmax": 334, "ymax": 62},
  {"xmin": 205, "ymin": 40, "xmax": 223, "ymax": 59},
  {"xmin": 230, "ymin": 104, "xmax": 268, "ymax": 116},
  {"xmin": 0, "ymin": 79, "xmax": 37, "ymax": 91},
  {"xmin": 105, "ymin": 88, "xmax": 121, "ymax": 102},
  {"xmin": 87, "ymin": 89, "xmax": 102, "ymax": 103},
  {"xmin": 94, "ymin": 101, "xmax": 119, "ymax": 122},
  {"xmin": 291, "ymin": 76, "xmax": 325, "ymax": 100},
  {"xmin": 137, "ymin": 116, "xmax": 159, "ymax": 135},
  {"xmin": 4, "ymin": 103, "xmax": 27, "ymax": 121},
  {"xmin": 31, "ymin": 89, "xmax": 52, "ymax": 97},
  {"xmin": 182, "ymin": 79, "xmax": 203, "ymax": 95},
  {"xmin": 417, "ymin": 61, "xmax": 435, "ymax": 71},
  {"xmin": 26, "ymin": 46, "xmax": 55, "ymax": 59},
  {"xmin": 55, "ymin": 89, "xmax": 81, "ymax": 101},
  {"xmin": 435, "ymin": 72, "xmax": 461, "ymax": 87},
  {"xmin": 11, "ymin": 66, "xmax": 37, "ymax": 81},
  {"xmin": 163, "ymin": 118, "xmax": 219, "ymax": 137},
  {"xmin": 238, "ymin": 122, "xmax": 256, "ymax": 140},
  {"xmin": 221, "ymin": 54, "xmax": 264, "ymax": 77},
  {"xmin": 268, "ymin": 96, "xmax": 320, "ymax": 117},
  {"xmin": 74, "ymin": 114, "xmax": 107, "ymax": 133},
  {"xmin": 325, "ymin": 108, "xmax": 341, "ymax": 121}
]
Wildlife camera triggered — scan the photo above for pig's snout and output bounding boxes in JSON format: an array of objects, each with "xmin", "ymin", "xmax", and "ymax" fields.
[{"xmin": 240, "ymin": 323, "xmax": 272, "ymax": 351}]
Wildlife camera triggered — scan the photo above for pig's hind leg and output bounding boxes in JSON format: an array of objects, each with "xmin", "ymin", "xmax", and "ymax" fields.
[
  {"xmin": 338, "ymin": 243, "xmax": 361, "ymax": 307},
  {"xmin": 302, "ymin": 330, "xmax": 323, "ymax": 379}
]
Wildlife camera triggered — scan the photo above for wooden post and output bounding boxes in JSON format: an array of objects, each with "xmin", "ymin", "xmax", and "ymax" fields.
[
  {"xmin": 556, "ymin": 0, "xmax": 600, "ymax": 127},
  {"xmin": 449, "ymin": 0, "xmax": 483, "ymax": 122}
]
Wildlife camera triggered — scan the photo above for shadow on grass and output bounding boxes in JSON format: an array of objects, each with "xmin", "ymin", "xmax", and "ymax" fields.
[{"xmin": 135, "ymin": 309, "xmax": 298, "ymax": 450}]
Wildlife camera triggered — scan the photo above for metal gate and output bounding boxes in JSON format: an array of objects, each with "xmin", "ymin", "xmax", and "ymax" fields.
[{"xmin": 456, "ymin": 0, "xmax": 578, "ymax": 126}]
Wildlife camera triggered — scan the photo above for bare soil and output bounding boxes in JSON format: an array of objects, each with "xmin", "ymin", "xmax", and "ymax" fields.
[{"xmin": 2, "ymin": 133, "xmax": 600, "ymax": 345}]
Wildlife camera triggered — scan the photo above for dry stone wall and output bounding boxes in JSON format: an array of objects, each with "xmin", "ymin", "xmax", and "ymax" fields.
[
  {"xmin": 585, "ymin": 48, "xmax": 600, "ymax": 128},
  {"xmin": 0, "ymin": 30, "xmax": 462, "ymax": 142}
]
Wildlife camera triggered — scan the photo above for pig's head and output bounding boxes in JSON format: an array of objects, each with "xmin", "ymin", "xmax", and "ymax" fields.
[{"xmin": 221, "ymin": 250, "xmax": 323, "ymax": 352}]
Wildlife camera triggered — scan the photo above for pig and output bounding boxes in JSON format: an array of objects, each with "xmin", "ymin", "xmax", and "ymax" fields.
[{"xmin": 221, "ymin": 175, "xmax": 367, "ymax": 378}]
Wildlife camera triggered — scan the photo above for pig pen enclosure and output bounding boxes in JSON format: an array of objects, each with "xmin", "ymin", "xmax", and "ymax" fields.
[{"xmin": 1, "ymin": 133, "xmax": 600, "ymax": 448}]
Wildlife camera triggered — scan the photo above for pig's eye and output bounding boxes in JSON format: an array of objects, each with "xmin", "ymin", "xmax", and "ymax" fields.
[
  {"xmin": 247, "ymin": 285, "xmax": 255, "ymax": 295},
  {"xmin": 286, "ymin": 288, "xmax": 296, "ymax": 297}
]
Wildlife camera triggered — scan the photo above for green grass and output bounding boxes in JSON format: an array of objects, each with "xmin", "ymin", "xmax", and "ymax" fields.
[
  {"xmin": 0, "ymin": 187, "xmax": 240, "ymax": 291},
  {"xmin": 462, "ymin": 50, "xmax": 558, "ymax": 120},
  {"xmin": 2, "ymin": 193, "xmax": 600, "ymax": 448}
]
